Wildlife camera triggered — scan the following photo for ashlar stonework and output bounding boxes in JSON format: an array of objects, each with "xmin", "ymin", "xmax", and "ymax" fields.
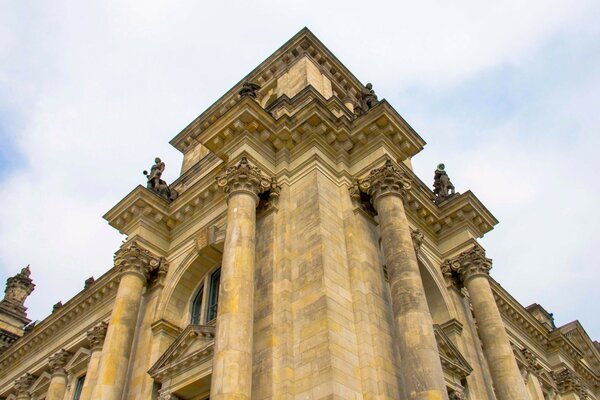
[{"xmin": 1, "ymin": 28, "xmax": 598, "ymax": 400}]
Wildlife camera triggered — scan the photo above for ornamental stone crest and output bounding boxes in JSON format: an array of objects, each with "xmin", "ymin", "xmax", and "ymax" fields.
[
  {"xmin": 114, "ymin": 241, "xmax": 164, "ymax": 283},
  {"xmin": 14, "ymin": 373, "xmax": 35, "ymax": 395},
  {"xmin": 87, "ymin": 321, "xmax": 108, "ymax": 351},
  {"xmin": 48, "ymin": 349, "xmax": 72, "ymax": 375},
  {"xmin": 442, "ymin": 245, "xmax": 492, "ymax": 285},
  {"xmin": 216, "ymin": 157, "xmax": 277, "ymax": 201}
]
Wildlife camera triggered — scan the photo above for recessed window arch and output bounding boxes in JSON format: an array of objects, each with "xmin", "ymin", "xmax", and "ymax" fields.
[{"xmin": 190, "ymin": 266, "xmax": 221, "ymax": 324}]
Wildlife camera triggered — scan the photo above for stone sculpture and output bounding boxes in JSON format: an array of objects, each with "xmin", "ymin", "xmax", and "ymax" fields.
[
  {"xmin": 433, "ymin": 163, "xmax": 456, "ymax": 203},
  {"xmin": 356, "ymin": 82, "xmax": 378, "ymax": 115},
  {"xmin": 143, "ymin": 158, "xmax": 178, "ymax": 202},
  {"xmin": 239, "ymin": 81, "xmax": 261, "ymax": 99}
]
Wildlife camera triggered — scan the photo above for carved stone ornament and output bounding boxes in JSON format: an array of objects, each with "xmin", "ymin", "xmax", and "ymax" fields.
[
  {"xmin": 3, "ymin": 266, "xmax": 35, "ymax": 307},
  {"xmin": 143, "ymin": 157, "xmax": 179, "ymax": 202},
  {"xmin": 158, "ymin": 389, "xmax": 182, "ymax": 400},
  {"xmin": 114, "ymin": 241, "xmax": 164, "ymax": 283},
  {"xmin": 216, "ymin": 157, "xmax": 275, "ymax": 201},
  {"xmin": 355, "ymin": 82, "xmax": 378, "ymax": 116},
  {"xmin": 447, "ymin": 388, "xmax": 466, "ymax": 400},
  {"xmin": 87, "ymin": 321, "xmax": 108, "ymax": 351},
  {"xmin": 238, "ymin": 81, "xmax": 261, "ymax": 99},
  {"xmin": 554, "ymin": 368, "xmax": 588, "ymax": 398},
  {"xmin": 14, "ymin": 373, "xmax": 35, "ymax": 395},
  {"xmin": 410, "ymin": 228, "xmax": 425, "ymax": 254},
  {"xmin": 84, "ymin": 276, "xmax": 95, "ymax": 289},
  {"xmin": 357, "ymin": 159, "xmax": 412, "ymax": 206},
  {"xmin": 52, "ymin": 301, "xmax": 63, "ymax": 313},
  {"xmin": 443, "ymin": 245, "xmax": 492, "ymax": 285},
  {"xmin": 433, "ymin": 163, "xmax": 456, "ymax": 204},
  {"xmin": 48, "ymin": 349, "xmax": 72, "ymax": 375}
]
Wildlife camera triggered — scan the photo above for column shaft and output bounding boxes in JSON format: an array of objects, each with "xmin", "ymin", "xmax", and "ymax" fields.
[
  {"xmin": 465, "ymin": 275, "xmax": 528, "ymax": 400},
  {"xmin": 210, "ymin": 192, "xmax": 257, "ymax": 400},
  {"xmin": 376, "ymin": 194, "xmax": 447, "ymax": 400},
  {"xmin": 91, "ymin": 272, "xmax": 145, "ymax": 400},
  {"xmin": 79, "ymin": 349, "xmax": 102, "ymax": 400},
  {"xmin": 46, "ymin": 373, "xmax": 68, "ymax": 400}
]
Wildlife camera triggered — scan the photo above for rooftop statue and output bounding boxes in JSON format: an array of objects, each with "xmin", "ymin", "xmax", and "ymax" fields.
[
  {"xmin": 356, "ymin": 82, "xmax": 378, "ymax": 116},
  {"xmin": 433, "ymin": 163, "xmax": 456, "ymax": 204},
  {"xmin": 239, "ymin": 81, "xmax": 261, "ymax": 99},
  {"xmin": 143, "ymin": 157, "xmax": 179, "ymax": 202}
]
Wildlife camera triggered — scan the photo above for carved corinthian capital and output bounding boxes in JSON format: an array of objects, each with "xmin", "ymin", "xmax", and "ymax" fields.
[
  {"xmin": 216, "ymin": 157, "xmax": 274, "ymax": 202},
  {"xmin": 114, "ymin": 241, "xmax": 163, "ymax": 284},
  {"xmin": 443, "ymin": 245, "xmax": 492, "ymax": 284},
  {"xmin": 87, "ymin": 321, "xmax": 108, "ymax": 351},
  {"xmin": 14, "ymin": 373, "xmax": 35, "ymax": 395},
  {"xmin": 357, "ymin": 159, "xmax": 411, "ymax": 207},
  {"xmin": 48, "ymin": 349, "xmax": 72, "ymax": 376}
]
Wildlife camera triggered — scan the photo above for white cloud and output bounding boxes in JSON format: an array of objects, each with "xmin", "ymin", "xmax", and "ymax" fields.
[{"xmin": 0, "ymin": 0, "xmax": 599, "ymax": 338}]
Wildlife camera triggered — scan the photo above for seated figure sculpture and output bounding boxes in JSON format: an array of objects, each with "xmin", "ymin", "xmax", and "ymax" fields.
[
  {"xmin": 433, "ymin": 163, "xmax": 456, "ymax": 203},
  {"xmin": 143, "ymin": 157, "xmax": 178, "ymax": 202}
]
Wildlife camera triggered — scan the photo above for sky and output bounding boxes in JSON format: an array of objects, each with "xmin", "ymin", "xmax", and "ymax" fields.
[{"xmin": 1, "ymin": 1, "xmax": 599, "ymax": 339}]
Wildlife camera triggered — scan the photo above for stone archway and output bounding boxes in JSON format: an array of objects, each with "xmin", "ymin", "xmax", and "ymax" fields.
[{"xmin": 418, "ymin": 256, "xmax": 453, "ymax": 324}]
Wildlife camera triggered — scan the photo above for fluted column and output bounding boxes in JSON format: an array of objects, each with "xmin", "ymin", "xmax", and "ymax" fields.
[
  {"xmin": 359, "ymin": 159, "xmax": 448, "ymax": 400},
  {"xmin": 46, "ymin": 349, "xmax": 72, "ymax": 400},
  {"xmin": 91, "ymin": 242, "xmax": 162, "ymax": 400},
  {"xmin": 211, "ymin": 157, "xmax": 276, "ymax": 400},
  {"xmin": 79, "ymin": 322, "xmax": 108, "ymax": 400},
  {"xmin": 445, "ymin": 246, "xmax": 528, "ymax": 400},
  {"xmin": 14, "ymin": 373, "xmax": 35, "ymax": 400}
]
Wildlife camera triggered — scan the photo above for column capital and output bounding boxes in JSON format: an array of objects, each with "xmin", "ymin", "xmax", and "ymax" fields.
[
  {"xmin": 443, "ymin": 245, "xmax": 492, "ymax": 284},
  {"xmin": 87, "ymin": 321, "xmax": 108, "ymax": 351},
  {"xmin": 554, "ymin": 367, "xmax": 587, "ymax": 397},
  {"xmin": 358, "ymin": 159, "xmax": 412, "ymax": 207},
  {"xmin": 48, "ymin": 349, "xmax": 72, "ymax": 376},
  {"xmin": 114, "ymin": 241, "xmax": 164, "ymax": 283},
  {"xmin": 14, "ymin": 373, "xmax": 35, "ymax": 396},
  {"xmin": 216, "ymin": 157, "xmax": 274, "ymax": 202}
]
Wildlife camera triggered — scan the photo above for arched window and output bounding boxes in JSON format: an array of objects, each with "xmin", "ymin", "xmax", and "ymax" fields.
[{"xmin": 190, "ymin": 266, "xmax": 221, "ymax": 324}]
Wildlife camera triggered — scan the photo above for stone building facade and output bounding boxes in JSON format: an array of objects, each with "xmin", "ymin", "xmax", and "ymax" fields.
[{"xmin": 1, "ymin": 28, "xmax": 598, "ymax": 400}]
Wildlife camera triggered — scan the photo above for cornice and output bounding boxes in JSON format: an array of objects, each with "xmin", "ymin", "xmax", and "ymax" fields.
[
  {"xmin": 0, "ymin": 268, "xmax": 120, "ymax": 373},
  {"xmin": 170, "ymin": 27, "xmax": 366, "ymax": 153}
]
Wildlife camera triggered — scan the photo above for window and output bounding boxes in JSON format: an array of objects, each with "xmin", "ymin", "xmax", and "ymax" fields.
[
  {"xmin": 207, "ymin": 268, "xmax": 221, "ymax": 322},
  {"xmin": 73, "ymin": 375, "xmax": 85, "ymax": 400},
  {"xmin": 191, "ymin": 287, "xmax": 203, "ymax": 324},
  {"xmin": 190, "ymin": 266, "xmax": 221, "ymax": 324}
]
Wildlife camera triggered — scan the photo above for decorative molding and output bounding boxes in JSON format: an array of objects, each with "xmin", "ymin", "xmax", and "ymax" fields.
[
  {"xmin": 86, "ymin": 321, "xmax": 108, "ymax": 351},
  {"xmin": 554, "ymin": 367, "xmax": 588, "ymax": 398},
  {"xmin": 114, "ymin": 241, "xmax": 165, "ymax": 284},
  {"xmin": 442, "ymin": 245, "xmax": 492, "ymax": 285},
  {"xmin": 357, "ymin": 158, "xmax": 411, "ymax": 207},
  {"xmin": 13, "ymin": 374, "xmax": 35, "ymax": 396},
  {"xmin": 410, "ymin": 228, "xmax": 424, "ymax": 254},
  {"xmin": 216, "ymin": 157, "xmax": 276, "ymax": 203},
  {"xmin": 48, "ymin": 349, "xmax": 72, "ymax": 376}
]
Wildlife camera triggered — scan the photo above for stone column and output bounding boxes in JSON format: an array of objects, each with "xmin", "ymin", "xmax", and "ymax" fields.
[
  {"xmin": 46, "ymin": 349, "xmax": 72, "ymax": 400},
  {"xmin": 14, "ymin": 373, "xmax": 35, "ymax": 400},
  {"xmin": 211, "ymin": 157, "xmax": 275, "ymax": 400},
  {"xmin": 79, "ymin": 321, "xmax": 108, "ymax": 400},
  {"xmin": 359, "ymin": 159, "xmax": 448, "ymax": 400},
  {"xmin": 91, "ymin": 242, "xmax": 162, "ymax": 400},
  {"xmin": 445, "ymin": 246, "xmax": 529, "ymax": 400}
]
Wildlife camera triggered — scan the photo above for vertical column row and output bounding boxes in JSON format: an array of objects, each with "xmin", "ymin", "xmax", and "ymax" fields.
[
  {"xmin": 211, "ymin": 157, "xmax": 276, "ymax": 400},
  {"xmin": 46, "ymin": 349, "xmax": 72, "ymax": 400},
  {"xmin": 79, "ymin": 321, "xmax": 108, "ymax": 400},
  {"xmin": 445, "ymin": 246, "xmax": 529, "ymax": 400},
  {"xmin": 359, "ymin": 159, "xmax": 449, "ymax": 400}
]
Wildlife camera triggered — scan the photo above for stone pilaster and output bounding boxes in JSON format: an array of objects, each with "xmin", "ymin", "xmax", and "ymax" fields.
[
  {"xmin": 79, "ymin": 322, "xmax": 108, "ymax": 400},
  {"xmin": 91, "ymin": 242, "xmax": 163, "ymax": 400},
  {"xmin": 358, "ymin": 159, "xmax": 448, "ymax": 400},
  {"xmin": 444, "ymin": 246, "xmax": 529, "ymax": 400},
  {"xmin": 46, "ymin": 349, "xmax": 72, "ymax": 400},
  {"xmin": 211, "ymin": 157, "xmax": 276, "ymax": 400},
  {"xmin": 14, "ymin": 373, "xmax": 35, "ymax": 400}
]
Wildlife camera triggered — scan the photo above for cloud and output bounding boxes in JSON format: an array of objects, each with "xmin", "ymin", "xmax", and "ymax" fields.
[{"xmin": 0, "ymin": 0, "xmax": 599, "ymax": 339}]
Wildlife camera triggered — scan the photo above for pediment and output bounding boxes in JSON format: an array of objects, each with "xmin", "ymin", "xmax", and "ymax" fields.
[
  {"xmin": 434, "ymin": 325, "xmax": 473, "ymax": 379},
  {"xmin": 65, "ymin": 347, "xmax": 91, "ymax": 373},
  {"xmin": 560, "ymin": 321, "xmax": 600, "ymax": 372},
  {"xmin": 29, "ymin": 371, "xmax": 51, "ymax": 397},
  {"xmin": 171, "ymin": 27, "xmax": 366, "ymax": 154},
  {"xmin": 148, "ymin": 324, "xmax": 215, "ymax": 382}
]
